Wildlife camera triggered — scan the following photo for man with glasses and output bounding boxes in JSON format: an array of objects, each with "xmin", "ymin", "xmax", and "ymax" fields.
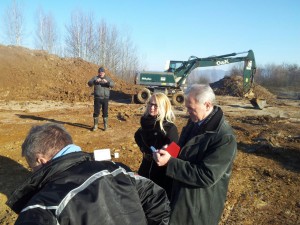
[
  {"xmin": 7, "ymin": 123, "xmax": 171, "ymax": 225},
  {"xmin": 154, "ymin": 84, "xmax": 237, "ymax": 225}
]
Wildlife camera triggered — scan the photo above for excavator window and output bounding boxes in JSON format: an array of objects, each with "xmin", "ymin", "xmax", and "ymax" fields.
[{"xmin": 167, "ymin": 61, "xmax": 183, "ymax": 72}]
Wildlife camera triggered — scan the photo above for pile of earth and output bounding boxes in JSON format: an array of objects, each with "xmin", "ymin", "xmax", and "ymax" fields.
[
  {"xmin": 0, "ymin": 45, "xmax": 141, "ymax": 103},
  {"xmin": 0, "ymin": 45, "xmax": 275, "ymax": 104},
  {"xmin": 210, "ymin": 75, "xmax": 276, "ymax": 104}
]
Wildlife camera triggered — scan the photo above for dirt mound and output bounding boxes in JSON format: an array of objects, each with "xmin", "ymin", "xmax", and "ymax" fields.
[
  {"xmin": 0, "ymin": 45, "xmax": 276, "ymax": 105},
  {"xmin": 210, "ymin": 75, "xmax": 276, "ymax": 103},
  {"xmin": 0, "ymin": 45, "xmax": 140, "ymax": 103}
]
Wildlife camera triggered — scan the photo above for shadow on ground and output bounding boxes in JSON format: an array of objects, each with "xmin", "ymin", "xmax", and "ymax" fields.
[
  {"xmin": 0, "ymin": 156, "xmax": 30, "ymax": 199},
  {"xmin": 238, "ymin": 142, "xmax": 300, "ymax": 173},
  {"xmin": 110, "ymin": 90, "xmax": 133, "ymax": 103},
  {"xmin": 16, "ymin": 114, "xmax": 92, "ymax": 130}
]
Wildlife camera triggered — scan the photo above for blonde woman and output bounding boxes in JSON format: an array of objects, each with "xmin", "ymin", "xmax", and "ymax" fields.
[{"xmin": 134, "ymin": 93, "xmax": 179, "ymax": 199}]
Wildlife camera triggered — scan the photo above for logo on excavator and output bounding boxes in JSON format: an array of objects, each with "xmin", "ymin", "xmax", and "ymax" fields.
[
  {"xmin": 216, "ymin": 59, "xmax": 229, "ymax": 65},
  {"xmin": 141, "ymin": 77, "xmax": 152, "ymax": 81},
  {"xmin": 246, "ymin": 61, "xmax": 252, "ymax": 70}
]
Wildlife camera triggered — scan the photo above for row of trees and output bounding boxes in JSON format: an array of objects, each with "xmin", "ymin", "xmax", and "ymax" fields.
[
  {"xmin": 255, "ymin": 63, "xmax": 300, "ymax": 88},
  {"xmin": 1, "ymin": 0, "xmax": 140, "ymax": 79},
  {"xmin": 226, "ymin": 63, "xmax": 300, "ymax": 89}
]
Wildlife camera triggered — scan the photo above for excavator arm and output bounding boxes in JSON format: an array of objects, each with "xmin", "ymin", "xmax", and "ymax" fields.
[{"xmin": 175, "ymin": 50, "xmax": 256, "ymax": 96}]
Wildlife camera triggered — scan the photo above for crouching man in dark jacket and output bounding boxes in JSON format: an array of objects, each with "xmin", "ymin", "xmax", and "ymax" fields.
[{"xmin": 6, "ymin": 123, "xmax": 170, "ymax": 225}]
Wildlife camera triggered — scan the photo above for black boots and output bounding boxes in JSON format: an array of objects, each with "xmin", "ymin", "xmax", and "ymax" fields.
[
  {"xmin": 92, "ymin": 117, "xmax": 99, "ymax": 131},
  {"xmin": 103, "ymin": 117, "xmax": 108, "ymax": 131}
]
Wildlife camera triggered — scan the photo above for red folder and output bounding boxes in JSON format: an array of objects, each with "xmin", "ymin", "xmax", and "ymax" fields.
[{"xmin": 166, "ymin": 142, "xmax": 180, "ymax": 158}]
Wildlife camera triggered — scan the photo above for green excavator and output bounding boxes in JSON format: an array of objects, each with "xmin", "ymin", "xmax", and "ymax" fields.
[{"xmin": 134, "ymin": 50, "xmax": 266, "ymax": 109}]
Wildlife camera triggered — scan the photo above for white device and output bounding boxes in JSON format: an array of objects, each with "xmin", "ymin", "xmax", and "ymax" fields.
[{"xmin": 94, "ymin": 149, "xmax": 112, "ymax": 161}]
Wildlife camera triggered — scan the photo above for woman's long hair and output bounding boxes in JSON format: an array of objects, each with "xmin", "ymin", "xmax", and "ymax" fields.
[{"xmin": 144, "ymin": 93, "xmax": 175, "ymax": 133}]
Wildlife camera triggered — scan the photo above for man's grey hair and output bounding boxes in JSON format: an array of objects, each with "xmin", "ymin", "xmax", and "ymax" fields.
[
  {"xmin": 184, "ymin": 84, "xmax": 216, "ymax": 105},
  {"xmin": 22, "ymin": 123, "xmax": 73, "ymax": 167}
]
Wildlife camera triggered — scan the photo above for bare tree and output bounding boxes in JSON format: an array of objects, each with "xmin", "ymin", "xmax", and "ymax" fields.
[
  {"xmin": 65, "ymin": 10, "xmax": 96, "ymax": 60},
  {"xmin": 82, "ymin": 13, "xmax": 97, "ymax": 62},
  {"xmin": 95, "ymin": 20, "xmax": 109, "ymax": 65},
  {"xmin": 105, "ymin": 25, "xmax": 121, "ymax": 73},
  {"xmin": 3, "ymin": 0, "xmax": 25, "ymax": 45},
  {"xmin": 119, "ymin": 33, "xmax": 139, "ymax": 80},
  {"xmin": 95, "ymin": 22, "xmax": 140, "ymax": 79},
  {"xmin": 65, "ymin": 10, "xmax": 85, "ymax": 58},
  {"xmin": 94, "ymin": 20, "xmax": 121, "ymax": 72},
  {"xmin": 35, "ymin": 8, "xmax": 58, "ymax": 53},
  {"xmin": 65, "ymin": 11, "xmax": 140, "ymax": 79}
]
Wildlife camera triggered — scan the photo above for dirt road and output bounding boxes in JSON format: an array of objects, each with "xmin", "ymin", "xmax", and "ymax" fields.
[{"xmin": 0, "ymin": 96, "xmax": 299, "ymax": 224}]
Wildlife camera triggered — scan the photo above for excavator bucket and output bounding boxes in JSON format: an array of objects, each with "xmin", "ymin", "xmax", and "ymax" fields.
[
  {"xmin": 244, "ymin": 89, "xmax": 266, "ymax": 110},
  {"xmin": 249, "ymin": 98, "xmax": 266, "ymax": 110}
]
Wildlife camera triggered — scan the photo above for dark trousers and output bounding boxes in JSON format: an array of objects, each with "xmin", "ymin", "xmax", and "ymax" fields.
[{"xmin": 93, "ymin": 98, "xmax": 109, "ymax": 118}]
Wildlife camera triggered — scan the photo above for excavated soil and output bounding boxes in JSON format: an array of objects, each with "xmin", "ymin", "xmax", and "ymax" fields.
[{"xmin": 0, "ymin": 45, "xmax": 300, "ymax": 224}]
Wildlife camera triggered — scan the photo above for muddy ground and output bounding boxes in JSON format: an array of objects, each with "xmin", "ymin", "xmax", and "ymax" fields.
[{"xmin": 0, "ymin": 45, "xmax": 300, "ymax": 224}]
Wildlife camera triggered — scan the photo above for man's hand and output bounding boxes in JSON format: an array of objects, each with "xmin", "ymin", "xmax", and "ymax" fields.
[
  {"xmin": 96, "ymin": 78, "xmax": 107, "ymax": 83},
  {"xmin": 153, "ymin": 149, "xmax": 171, "ymax": 166}
]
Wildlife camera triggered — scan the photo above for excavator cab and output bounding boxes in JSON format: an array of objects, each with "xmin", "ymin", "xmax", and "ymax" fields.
[{"xmin": 165, "ymin": 60, "xmax": 184, "ymax": 73}]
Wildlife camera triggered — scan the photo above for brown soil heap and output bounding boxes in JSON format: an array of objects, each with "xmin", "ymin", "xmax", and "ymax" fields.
[
  {"xmin": 210, "ymin": 75, "xmax": 276, "ymax": 103},
  {"xmin": 0, "ymin": 45, "xmax": 140, "ymax": 103}
]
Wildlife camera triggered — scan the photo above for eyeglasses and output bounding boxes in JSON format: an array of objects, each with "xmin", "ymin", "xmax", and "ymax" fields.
[{"xmin": 148, "ymin": 103, "xmax": 158, "ymax": 109}]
